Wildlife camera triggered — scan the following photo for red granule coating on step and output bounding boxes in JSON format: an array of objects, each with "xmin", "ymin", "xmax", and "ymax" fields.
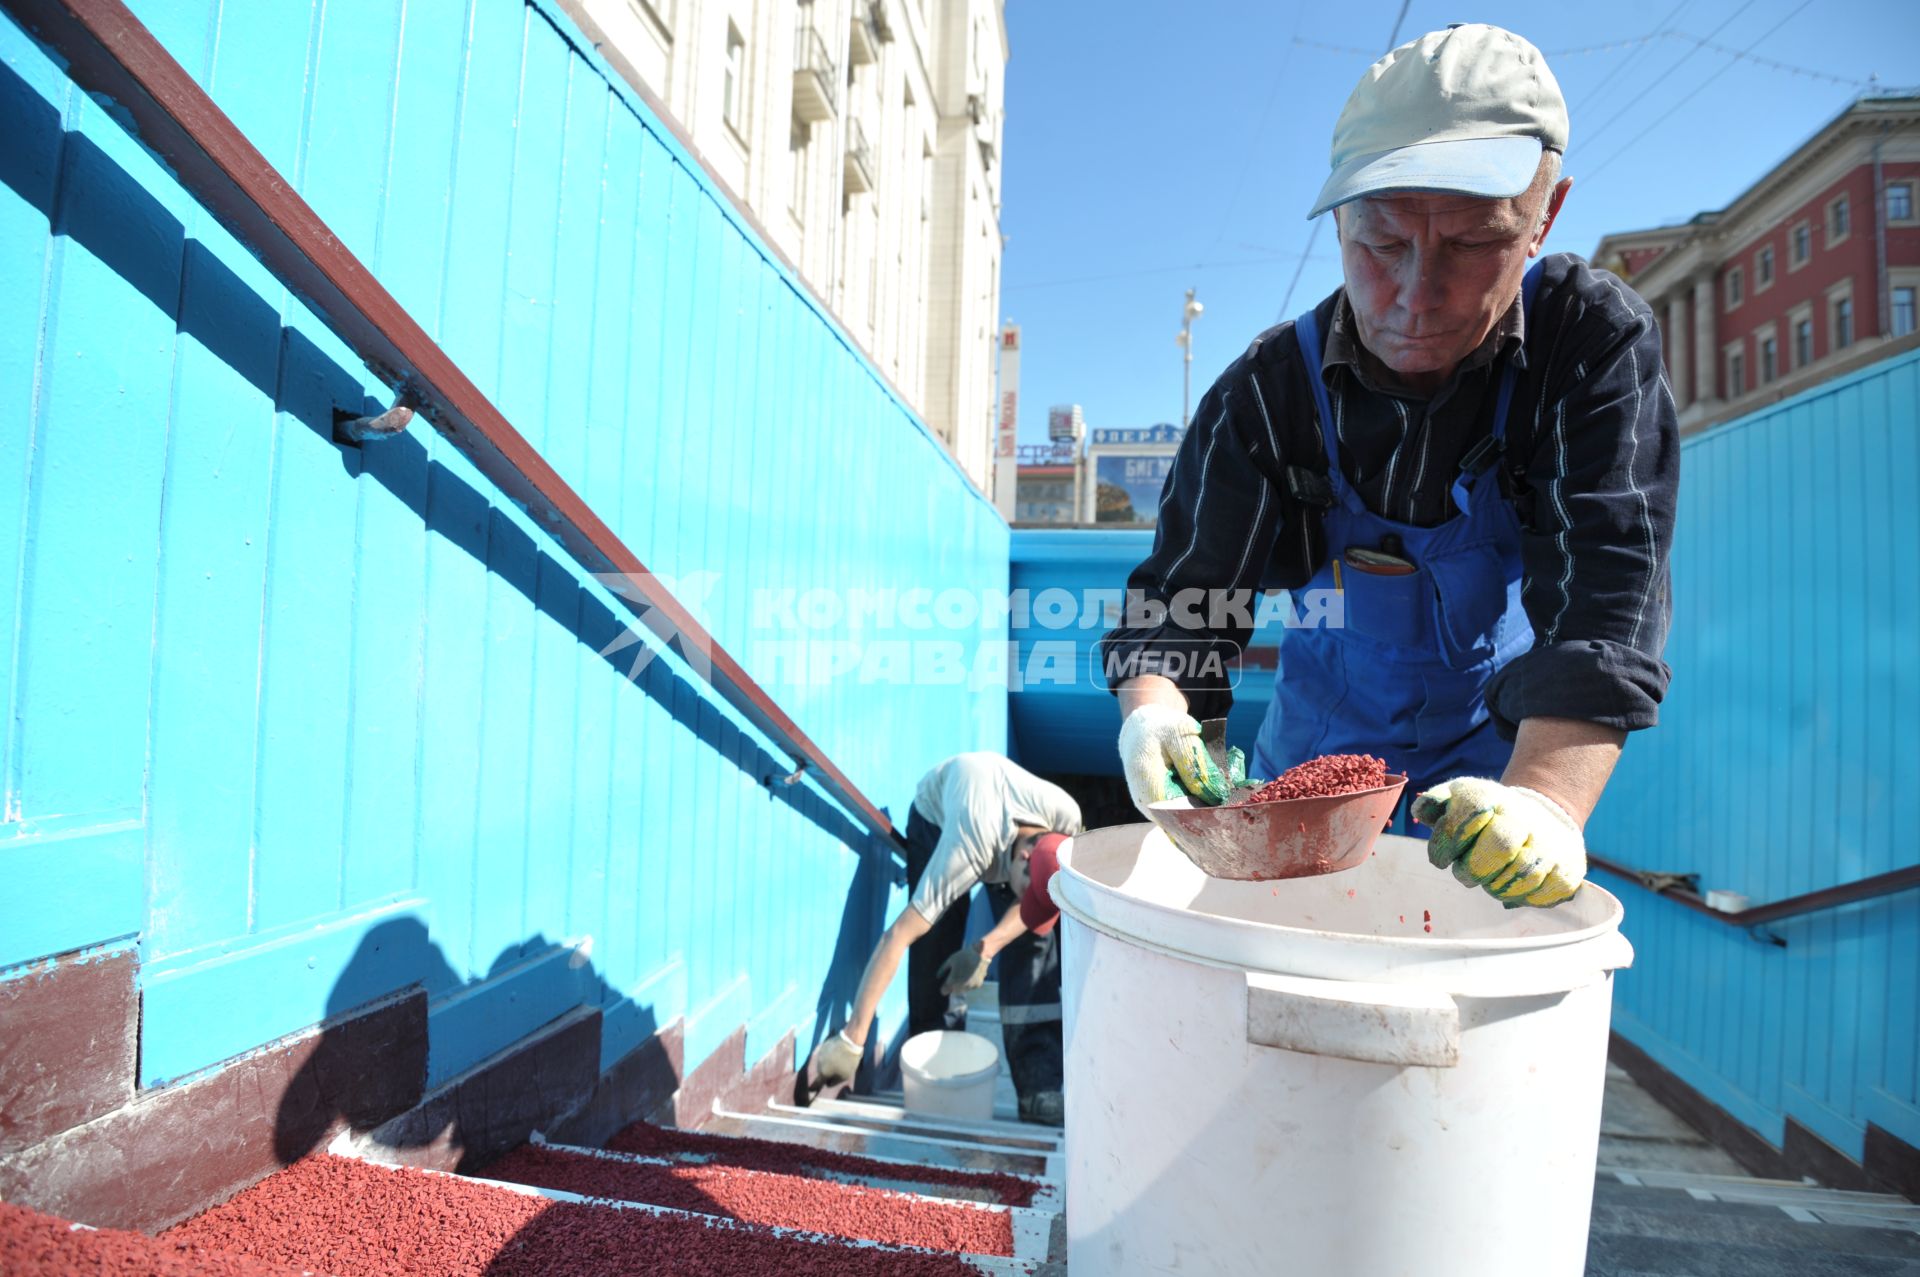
[
  {"xmin": 1240, "ymin": 753, "xmax": 1388, "ymax": 804},
  {"xmin": 604, "ymin": 1120, "xmax": 1043, "ymax": 1208},
  {"xmin": 165, "ymin": 1153, "xmax": 981, "ymax": 1276},
  {"xmin": 484, "ymin": 1144, "xmax": 1013, "ymax": 1256},
  {"xmin": 0, "ymin": 1199, "xmax": 308, "ymax": 1276}
]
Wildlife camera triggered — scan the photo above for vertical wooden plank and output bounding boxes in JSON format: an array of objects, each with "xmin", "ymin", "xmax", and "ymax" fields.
[
  {"xmin": 375, "ymin": 0, "xmax": 470, "ymax": 336},
  {"xmin": 653, "ymin": 162, "xmax": 701, "ymax": 993},
  {"xmin": 144, "ymin": 220, "xmax": 281, "ymax": 955},
  {"xmin": 0, "ymin": 18, "xmax": 70, "ymax": 823},
  {"xmin": 17, "ymin": 103, "xmax": 183, "ymax": 828},
  {"xmin": 300, "ymin": 0, "xmax": 403, "ymax": 264},
  {"xmin": 437, "ymin": 0, "xmax": 523, "ymax": 401},
  {"xmin": 250, "ymin": 320, "xmax": 363, "ymax": 933},
  {"xmin": 1887, "ymin": 359, "xmax": 1920, "ymax": 1106},
  {"xmin": 471, "ymin": 507, "xmax": 537, "ymax": 973},
  {"xmin": 1850, "ymin": 369, "xmax": 1894, "ymax": 1118},
  {"xmin": 493, "ymin": 16, "xmax": 569, "ymax": 439},
  {"xmin": 200, "ymin": 0, "xmax": 316, "ymax": 181},
  {"xmin": 330, "ymin": 0, "xmax": 426, "ymax": 913}
]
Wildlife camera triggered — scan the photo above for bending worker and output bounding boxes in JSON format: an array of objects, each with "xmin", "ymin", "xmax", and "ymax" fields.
[
  {"xmin": 1105, "ymin": 25, "xmax": 1677, "ymax": 908},
  {"xmin": 805, "ymin": 752, "xmax": 1082, "ymax": 1125}
]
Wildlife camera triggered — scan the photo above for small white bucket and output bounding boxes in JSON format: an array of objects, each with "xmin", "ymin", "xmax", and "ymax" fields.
[{"xmin": 899, "ymin": 1030, "xmax": 1000, "ymax": 1122}]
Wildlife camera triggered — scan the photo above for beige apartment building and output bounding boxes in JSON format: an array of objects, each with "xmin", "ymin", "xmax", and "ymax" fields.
[{"xmin": 558, "ymin": 0, "xmax": 1009, "ymax": 490}]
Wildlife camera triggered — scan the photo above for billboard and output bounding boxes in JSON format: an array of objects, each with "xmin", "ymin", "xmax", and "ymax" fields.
[{"xmin": 1094, "ymin": 454, "xmax": 1176, "ymax": 525}]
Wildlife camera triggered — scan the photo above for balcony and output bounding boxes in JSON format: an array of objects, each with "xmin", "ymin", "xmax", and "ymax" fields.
[
  {"xmin": 844, "ymin": 118, "xmax": 874, "ymax": 194},
  {"xmin": 848, "ymin": 4, "xmax": 878, "ymax": 65},
  {"xmin": 791, "ymin": 20, "xmax": 837, "ymax": 124},
  {"xmin": 869, "ymin": 0, "xmax": 895, "ymax": 43}
]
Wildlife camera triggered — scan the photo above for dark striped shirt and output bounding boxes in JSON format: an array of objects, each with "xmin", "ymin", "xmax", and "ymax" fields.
[{"xmin": 1099, "ymin": 252, "xmax": 1678, "ymax": 737}]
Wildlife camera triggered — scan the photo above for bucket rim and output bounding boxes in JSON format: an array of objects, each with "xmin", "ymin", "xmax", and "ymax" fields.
[
  {"xmin": 1054, "ymin": 826, "xmax": 1626, "ymax": 960},
  {"xmin": 899, "ymin": 1030, "xmax": 1001, "ymax": 1089}
]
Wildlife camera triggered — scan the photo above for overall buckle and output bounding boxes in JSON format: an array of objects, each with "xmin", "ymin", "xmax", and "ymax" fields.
[
  {"xmin": 1285, "ymin": 465, "xmax": 1334, "ymax": 510},
  {"xmin": 1458, "ymin": 435, "xmax": 1504, "ymax": 478}
]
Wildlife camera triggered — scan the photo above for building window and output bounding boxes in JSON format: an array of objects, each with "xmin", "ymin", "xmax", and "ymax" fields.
[
  {"xmin": 1789, "ymin": 222, "xmax": 1810, "ymax": 269},
  {"xmin": 1725, "ymin": 266, "xmax": 1744, "ymax": 308},
  {"xmin": 1760, "ymin": 334, "xmax": 1777, "ymax": 384},
  {"xmin": 1727, "ymin": 348, "xmax": 1745, "ymax": 398},
  {"xmin": 1828, "ymin": 194, "xmax": 1850, "ymax": 245},
  {"xmin": 1889, "ymin": 182, "xmax": 1915, "ymax": 224},
  {"xmin": 1794, "ymin": 316, "xmax": 1813, "ymax": 368},
  {"xmin": 1894, "ymin": 286, "xmax": 1917, "ymax": 338},
  {"xmin": 722, "ymin": 22, "xmax": 746, "ymax": 133},
  {"xmin": 1756, "ymin": 246, "xmax": 1774, "ymax": 289},
  {"xmin": 1833, "ymin": 295, "xmax": 1853, "ymax": 350}
]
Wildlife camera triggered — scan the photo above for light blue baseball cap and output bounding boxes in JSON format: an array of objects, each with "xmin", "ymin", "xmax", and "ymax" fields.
[{"xmin": 1309, "ymin": 24, "xmax": 1569, "ymax": 219}]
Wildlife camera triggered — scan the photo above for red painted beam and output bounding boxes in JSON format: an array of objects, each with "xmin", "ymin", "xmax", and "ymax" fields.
[{"xmin": 7, "ymin": 0, "xmax": 904, "ymax": 850}]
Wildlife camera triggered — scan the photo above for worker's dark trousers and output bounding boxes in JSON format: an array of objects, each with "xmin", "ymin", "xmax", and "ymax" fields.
[
  {"xmin": 902, "ymin": 808, "xmax": 1064, "ymax": 1101},
  {"xmin": 983, "ymin": 880, "xmax": 1064, "ymax": 1101},
  {"xmin": 904, "ymin": 807, "xmax": 969, "ymax": 1037}
]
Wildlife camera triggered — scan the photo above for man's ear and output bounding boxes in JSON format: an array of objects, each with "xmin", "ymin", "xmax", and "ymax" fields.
[{"xmin": 1532, "ymin": 177, "xmax": 1573, "ymax": 255}]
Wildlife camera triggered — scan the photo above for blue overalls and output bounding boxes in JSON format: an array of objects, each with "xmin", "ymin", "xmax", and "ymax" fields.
[{"xmin": 1251, "ymin": 263, "xmax": 1544, "ymax": 829}]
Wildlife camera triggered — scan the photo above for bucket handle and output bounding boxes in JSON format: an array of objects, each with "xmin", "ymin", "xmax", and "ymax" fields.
[{"xmin": 1246, "ymin": 972, "xmax": 1460, "ymax": 1068}]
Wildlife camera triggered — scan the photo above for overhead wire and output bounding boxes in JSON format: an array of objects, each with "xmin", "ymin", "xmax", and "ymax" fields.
[
  {"xmin": 1582, "ymin": 0, "xmax": 1818, "ymax": 185},
  {"xmin": 1274, "ymin": 0, "xmax": 1414, "ymax": 321},
  {"xmin": 1579, "ymin": 0, "xmax": 1760, "ymax": 153}
]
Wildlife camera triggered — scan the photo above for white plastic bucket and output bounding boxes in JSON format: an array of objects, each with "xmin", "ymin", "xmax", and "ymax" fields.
[
  {"xmin": 1051, "ymin": 824, "xmax": 1633, "ymax": 1277},
  {"xmin": 899, "ymin": 1030, "xmax": 1000, "ymax": 1122}
]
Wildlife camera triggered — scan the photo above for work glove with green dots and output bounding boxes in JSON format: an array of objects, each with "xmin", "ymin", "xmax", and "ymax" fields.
[
  {"xmin": 1118, "ymin": 704, "xmax": 1240, "ymax": 813},
  {"xmin": 1413, "ymin": 777, "xmax": 1587, "ymax": 909}
]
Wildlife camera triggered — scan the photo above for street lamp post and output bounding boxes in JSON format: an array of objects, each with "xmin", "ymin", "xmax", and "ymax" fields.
[{"xmin": 1177, "ymin": 288, "xmax": 1204, "ymax": 429}]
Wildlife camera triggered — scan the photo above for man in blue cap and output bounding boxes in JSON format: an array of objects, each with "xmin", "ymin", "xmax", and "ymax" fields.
[{"xmin": 1106, "ymin": 24, "xmax": 1677, "ymax": 907}]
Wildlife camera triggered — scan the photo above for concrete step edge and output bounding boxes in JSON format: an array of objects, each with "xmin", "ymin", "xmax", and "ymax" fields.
[{"xmin": 710, "ymin": 1104, "xmax": 1065, "ymax": 1184}]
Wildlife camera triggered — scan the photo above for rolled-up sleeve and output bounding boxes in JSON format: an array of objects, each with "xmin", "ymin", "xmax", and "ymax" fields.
[
  {"xmin": 1488, "ymin": 272, "xmax": 1679, "ymax": 737},
  {"xmin": 1097, "ymin": 361, "xmax": 1290, "ymax": 721}
]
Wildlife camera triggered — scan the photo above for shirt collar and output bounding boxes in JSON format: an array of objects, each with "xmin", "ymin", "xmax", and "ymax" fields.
[{"xmin": 1322, "ymin": 289, "xmax": 1528, "ymax": 400}]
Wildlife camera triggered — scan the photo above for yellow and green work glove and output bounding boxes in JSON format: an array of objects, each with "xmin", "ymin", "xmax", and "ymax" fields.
[
  {"xmin": 1413, "ymin": 778, "xmax": 1587, "ymax": 908},
  {"xmin": 1118, "ymin": 704, "xmax": 1244, "ymax": 813}
]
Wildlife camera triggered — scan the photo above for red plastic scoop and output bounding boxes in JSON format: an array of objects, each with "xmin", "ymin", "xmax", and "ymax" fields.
[{"xmin": 1148, "ymin": 776, "xmax": 1408, "ymax": 880}]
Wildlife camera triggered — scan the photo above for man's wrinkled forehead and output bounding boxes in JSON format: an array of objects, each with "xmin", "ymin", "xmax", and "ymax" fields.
[{"xmin": 1338, "ymin": 189, "xmax": 1534, "ymax": 237}]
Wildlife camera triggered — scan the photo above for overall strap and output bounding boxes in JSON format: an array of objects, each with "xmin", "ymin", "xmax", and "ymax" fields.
[
  {"xmin": 1450, "ymin": 259, "xmax": 1547, "ymax": 517},
  {"xmin": 1291, "ymin": 306, "xmax": 1368, "ymax": 515}
]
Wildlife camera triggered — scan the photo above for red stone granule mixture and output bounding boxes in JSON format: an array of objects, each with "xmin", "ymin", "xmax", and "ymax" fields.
[
  {"xmin": 485, "ymin": 1143, "xmax": 1014, "ymax": 1255},
  {"xmin": 165, "ymin": 1152, "xmax": 982, "ymax": 1276},
  {"xmin": 1241, "ymin": 753, "xmax": 1389, "ymax": 804},
  {"xmin": 0, "ymin": 1199, "xmax": 307, "ymax": 1276},
  {"xmin": 606, "ymin": 1119, "xmax": 1044, "ymax": 1208}
]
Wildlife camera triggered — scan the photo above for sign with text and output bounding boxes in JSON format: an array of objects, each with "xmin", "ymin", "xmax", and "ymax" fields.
[{"xmin": 1094, "ymin": 454, "xmax": 1175, "ymax": 525}]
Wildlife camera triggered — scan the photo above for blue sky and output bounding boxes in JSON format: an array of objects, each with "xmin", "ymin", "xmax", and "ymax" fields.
[{"xmin": 999, "ymin": 0, "xmax": 1920, "ymax": 442}]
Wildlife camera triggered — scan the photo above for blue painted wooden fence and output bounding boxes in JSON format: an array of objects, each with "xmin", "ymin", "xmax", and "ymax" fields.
[
  {"xmin": 1592, "ymin": 347, "xmax": 1920, "ymax": 1164},
  {"xmin": 1008, "ymin": 528, "xmax": 1280, "ymax": 774},
  {"xmin": 0, "ymin": 0, "xmax": 1007, "ymax": 1091}
]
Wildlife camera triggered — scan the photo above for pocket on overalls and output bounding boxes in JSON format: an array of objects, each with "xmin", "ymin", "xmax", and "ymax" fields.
[
  {"xmin": 1339, "ymin": 551, "xmax": 1436, "ymax": 650},
  {"xmin": 1426, "ymin": 542, "xmax": 1511, "ymax": 667}
]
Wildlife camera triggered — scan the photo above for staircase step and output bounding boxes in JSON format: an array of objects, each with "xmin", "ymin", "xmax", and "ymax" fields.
[
  {"xmin": 704, "ymin": 1107, "xmax": 1064, "ymax": 1182},
  {"xmin": 1590, "ymin": 1198, "xmax": 1920, "ymax": 1260},
  {"xmin": 601, "ymin": 1117, "xmax": 1060, "ymax": 1210},
  {"xmin": 871, "ymin": 1084, "xmax": 1025, "ymax": 1125},
  {"xmin": 164, "ymin": 1152, "xmax": 1057, "ymax": 1276},
  {"xmin": 774, "ymin": 1099, "xmax": 1064, "ymax": 1152},
  {"xmin": 1, "ymin": 1200, "xmax": 297, "ymax": 1276},
  {"xmin": 490, "ymin": 1142, "xmax": 1063, "ymax": 1262},
  {"xmin": 1598, "ymin": 1167, "xmax": 1920, "ymax": 1220},
  {"xmin": 1585, "ymin": 1230, "xmax": 1920, "ymax": 1276}
]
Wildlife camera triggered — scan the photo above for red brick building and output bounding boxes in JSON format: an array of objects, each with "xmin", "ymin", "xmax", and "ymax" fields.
[{"xmin": 1594, "ymin": 93, "xmax": 1920, "ymax": 433}]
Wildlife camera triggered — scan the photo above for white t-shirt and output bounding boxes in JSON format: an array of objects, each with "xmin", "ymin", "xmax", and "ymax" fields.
[{"xmin": 908, "ymin": 753, "xmax": 1083, "ymax": 924}]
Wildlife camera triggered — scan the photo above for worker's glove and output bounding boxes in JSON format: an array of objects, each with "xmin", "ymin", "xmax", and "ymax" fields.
[
  {"xmin": 1413, "ymin": 778, "xmax": 1586, "ymax": 908},
  {"xmin": 808, "ymin": 1030, "xmax": 863, "ymax": 1088},
  {"xmin": 1118, "ymin": 704, "xmax": 1238, "ymax": 811},
  {"xmin": 937, "ymin": 943, "xmax": 991, "ymax": 995}
]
